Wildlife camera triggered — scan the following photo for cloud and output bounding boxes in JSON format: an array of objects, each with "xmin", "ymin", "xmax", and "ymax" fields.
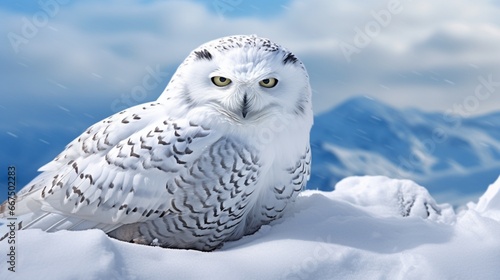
[{"xmin": 2, "ymin": 0, "xmax": 500, "ymax": 122}]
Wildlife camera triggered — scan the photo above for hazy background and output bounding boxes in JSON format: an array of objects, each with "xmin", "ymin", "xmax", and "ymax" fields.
[{"xmin": 1, "ymin": 0, "xmax": 500, "ymax": 201}]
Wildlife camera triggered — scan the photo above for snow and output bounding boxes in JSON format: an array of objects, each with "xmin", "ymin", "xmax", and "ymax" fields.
[
  {"xmin": 475, "ymin": 176, "xmax": 500, "ymax": 221},
  {"xmin": 2, "ymin": 175, "xmax": 500, "ymax": 279}
]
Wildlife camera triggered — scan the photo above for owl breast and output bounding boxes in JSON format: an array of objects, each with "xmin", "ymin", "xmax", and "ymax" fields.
[{"xmin": 109, "ymin": 128, "xmax": 310, "ymax": 251}]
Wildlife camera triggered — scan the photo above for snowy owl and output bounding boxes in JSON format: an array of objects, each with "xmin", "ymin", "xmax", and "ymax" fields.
[{"xmin": 0, "ymin": 35, "xmax": 312, "ymax": 251}]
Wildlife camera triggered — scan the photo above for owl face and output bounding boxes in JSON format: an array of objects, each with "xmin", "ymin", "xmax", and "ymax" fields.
[{"xmin": 164, "ymin": 35, "xmax": 312, "ymax": 124}]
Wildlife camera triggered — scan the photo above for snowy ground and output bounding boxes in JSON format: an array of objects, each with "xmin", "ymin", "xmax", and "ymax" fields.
[{"xmin": 2, "ymin": 176, "xmax": 500, "ymax": 280}]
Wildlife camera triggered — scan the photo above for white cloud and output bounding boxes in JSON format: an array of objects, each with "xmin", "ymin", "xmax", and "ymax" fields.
[{"xmin": 2, "ymin": 0, "xmax": 500, "ymax": 117}]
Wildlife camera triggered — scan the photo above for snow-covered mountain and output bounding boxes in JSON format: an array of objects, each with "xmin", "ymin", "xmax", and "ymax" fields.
[{"xmin": 309, "ymin": 96, "xmax": 500, "ymax": 204}]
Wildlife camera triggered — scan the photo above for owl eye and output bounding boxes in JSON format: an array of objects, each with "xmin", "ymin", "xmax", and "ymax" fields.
[
  {"xmin": 211, "ymin": 76, "xmax": 232, "ymax": 87},
  {"xmin": 259, "ymin": 78, "xmax": 278, "ymax": 88}
]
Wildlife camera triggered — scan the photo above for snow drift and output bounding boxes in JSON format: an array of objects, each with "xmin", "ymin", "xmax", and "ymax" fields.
[{"xmin": 1, "ymin": 175, "xmax": 500, "ymax": 279}]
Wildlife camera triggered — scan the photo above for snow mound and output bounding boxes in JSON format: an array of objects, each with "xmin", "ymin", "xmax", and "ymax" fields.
[
  {"xmin": 1, "ymin": 176, "xmax": 500, "ymax": 280},
  {"xmin": 330, "ymin": 176, "xmax": 456, "ymax": 223},
  {"xmin": 474, "ymin": 175, "xmax": 500, "ymax": 221}
]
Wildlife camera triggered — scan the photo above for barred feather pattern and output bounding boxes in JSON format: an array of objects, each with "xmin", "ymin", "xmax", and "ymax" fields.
[{"xmin": 0, "ymin": 102, "xmax": 310, "ymax": 250}]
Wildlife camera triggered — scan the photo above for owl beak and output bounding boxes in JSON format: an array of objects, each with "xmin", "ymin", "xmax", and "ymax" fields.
[{"xmin": 241, "ymin": 93, "xmax": 250, "ymax": 118}]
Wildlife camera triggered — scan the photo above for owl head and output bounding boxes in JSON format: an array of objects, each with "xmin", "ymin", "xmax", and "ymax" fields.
[{"xmin": 159, "ymin": 35, "xmax": 312, "ymax": 127}]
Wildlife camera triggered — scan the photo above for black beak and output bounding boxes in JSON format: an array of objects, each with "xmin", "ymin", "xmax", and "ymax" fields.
[{"xmin": 241, "ymin": 94, "xmax": 249, "ymax": 118}]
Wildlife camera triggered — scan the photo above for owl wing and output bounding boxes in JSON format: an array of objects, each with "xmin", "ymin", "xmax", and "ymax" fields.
[{"xmin": 0, "ymin": 102, "xmax": 231, "ymax": 232}]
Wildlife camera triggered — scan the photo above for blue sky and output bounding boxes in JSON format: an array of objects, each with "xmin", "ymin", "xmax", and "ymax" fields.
[{"xmin": 1, "ymin": 0, "xmax": 500, "ymax": 200}]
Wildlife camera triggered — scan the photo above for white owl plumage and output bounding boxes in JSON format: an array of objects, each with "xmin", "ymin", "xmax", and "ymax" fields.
[{"xmin": 0, "ymin": 35, "xmax": 313, "ymax": 251}]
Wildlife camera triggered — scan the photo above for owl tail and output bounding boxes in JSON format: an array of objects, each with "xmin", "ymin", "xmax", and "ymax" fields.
[
  {"xmin": 0, "ymin": 209, "xmax": 121, "ymax": 242},
  {"xmin": 0, "ymin": 174, "xmax": 120, "ymax": 241}
]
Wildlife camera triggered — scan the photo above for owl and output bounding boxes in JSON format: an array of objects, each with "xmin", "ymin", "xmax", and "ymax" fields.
[{"xmin": 0, "ymin": 35, "xmax": 313, "ymax": 251}]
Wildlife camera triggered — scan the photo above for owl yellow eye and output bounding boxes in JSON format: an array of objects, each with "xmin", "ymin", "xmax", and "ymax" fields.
[
  {"xmin": 259, "ymin": 78, "xmax": 278, "ymax": 88},
  {"xmin": 211, "ymin": 76, "xmax": 232, "ymax": 87}
]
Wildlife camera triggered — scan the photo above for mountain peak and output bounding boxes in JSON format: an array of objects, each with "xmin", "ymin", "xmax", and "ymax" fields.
[
  {"xmin": 320, "ymin": 96, "xmax": 401, "ymax": 122},
  {"xmin": 310, "ymin": 95, "xmax": 500, "ymax": 200}
]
